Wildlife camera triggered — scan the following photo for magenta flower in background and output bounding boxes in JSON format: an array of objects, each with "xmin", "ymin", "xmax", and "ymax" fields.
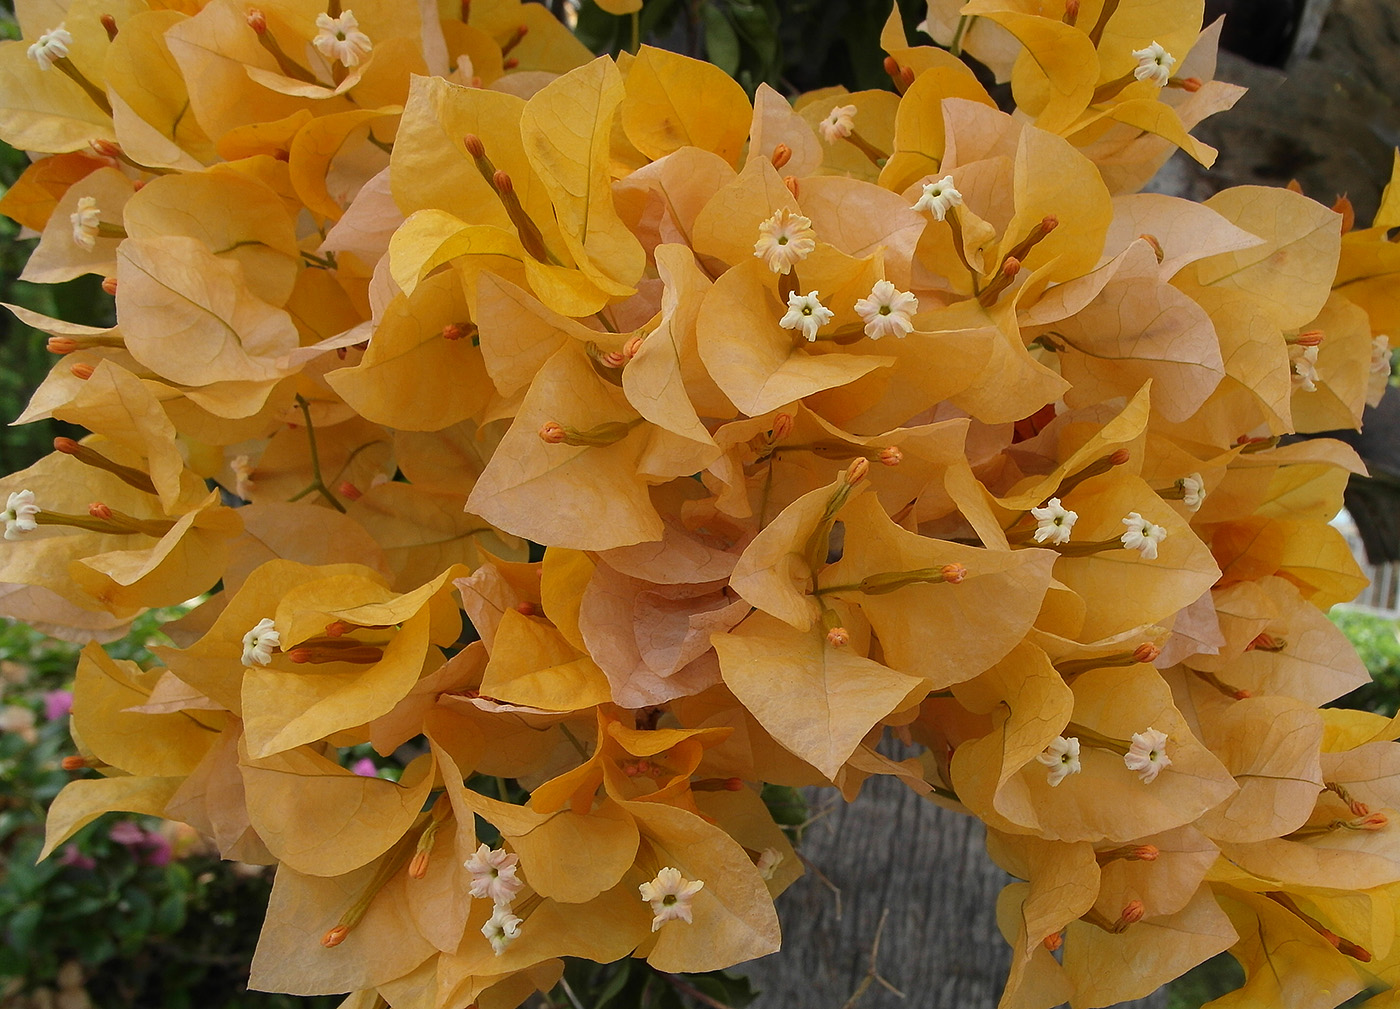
[
  {"xmin": 350, "ymin": 757, "xmax": 378, "ymax": 777},
  {"xmin": 42, "ymin": 689, "xmax": 72, "ymax": 721},
  {"xmin": 108, "ymin": 820, "xmax": 146, "ymax": 846},
  {"xmin": 57, "ymin": 844, "xmax": 95, "ymax": 870}
]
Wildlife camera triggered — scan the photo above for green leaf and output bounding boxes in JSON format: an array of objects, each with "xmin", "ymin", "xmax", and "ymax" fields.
[{"xmin": 702, "ymin": 5, "xmax": 742, "ymax": 77}]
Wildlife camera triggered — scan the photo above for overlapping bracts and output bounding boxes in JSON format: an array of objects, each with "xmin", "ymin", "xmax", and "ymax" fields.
[{"xmin": 5, "ymin": 0, "xmax": 1400, "ymax": 1005}]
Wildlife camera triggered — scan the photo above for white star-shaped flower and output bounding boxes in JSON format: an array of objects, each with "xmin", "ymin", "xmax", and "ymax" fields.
[
  {"xmin": 1290, "ymin": 344, "xmax": 1320, "ymax": 392},
  {"xmin": 1121, "ymin": 512, "xmax": 1167, "ymax": 560},
  {"xmin": 1035, "ymin": 735, "xmax": 1081, "ymax": 787},
  {"xmin": 1030, "ymin": 497, "xmax": 1077, "ymax": 545},
  {"xmin": 1131, "ymin": 42, "xmax": 1176, "ymax": 87},
  {"xmin": 313, "ymin": 9, "xmax": 373, "ymax": 68},
  {"xmin": 70, "ymin": 197, "xmax": 101, "ymax": 251},
  {"xmin": 481, "ymin": 905, "xmax": 522, "ymax": 955},
  {"xmin": 818, "ymin": 103, "xmax": 857, "ymax": 143},
  {"xmin": 753, "ymin": 208, "xmax": 816, "ymax": 275},
  {"xmin": 241, "ymin": 618, "xmax": 280, "ymax": 667},
  {"xmin": 1180, "ymin": 473, "xmax": 1205, "ymax": 512},
  {"xmin": 1123, "ymin": 727, "xmax": 1171, "ymax": 783},
  {"xmin": 465, "ymin": 843, "xmax": 523, "ymax": 906},
  {"xmin": 639, "ymin": 867, "xmax": 704, "ymax": 931},
  {"xmin": 854, "ymin": 280, "xmax": 918, "ymax": 339},
  {"xmin": 27, "ymin": 24, "xmax": 72, "ymax": 70},
  {"xmin": 779, "ymin": 290, "xmax": 834, "ymax": 343},
  {"xmin": 755, "ymin": 848, "xmax": 783, "ymax": 880},
  {"xmin": 1372, "ymin": 335, "xmax": 1392, "ymax": 375},
  {"xmin": 912, "ymin": 175, "xmax": 962, "ymax": 221},
  {"xmin": 2, "ymin": 490, "xmax": 40, "ymax": 540}
]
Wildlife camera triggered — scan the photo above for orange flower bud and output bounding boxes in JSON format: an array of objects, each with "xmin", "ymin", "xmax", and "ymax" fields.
[
  {"xmin": 1108, "ymin": 448, "xmax": 1130, "ymax": 466},
  {"xmin": 515, "ymin": 601, "xmax": 536, "ymax": 616},
  {"xmin": 101, "ymin": 277, "xmax": 118, "ymax": 295},
  {"xmin": 88, "ymin": 502, "xmax": 113, "ymax": 519},
  {"xmin": 408, "ymin": 850, "xmax": 430, "ymax": 879},
  {"xmin": 770, "ymin": 413, "xmax": 795, "ymax": 441},
  {"xmin": 600, "ymin": 349, "xmax": 627, "ymax": 368},
  {"xmin": 878, "ymin": 446, "xmax": 903, "ymax": 467},
  {"xmin": 100, "ymin": 13, "xmax": 118, "ymax": 39},
  {"xmin": 1132, "ymin": 643, "xmax": 1160, "ymax": 663},
  {"xmin": 492, "ymin": 169, "xmax": 514, "ymax": 195},
  {"xmin": 1062, "ymin": 0, "xmax": 1079, "ymax": 24},
  {"xmin": 324, "ymin": 621, "xmax": 351, "ymax": 637},
  {"xmin": 246, "ymin": 7, "xmax": 267, "ymax": 33},
  {"xmin": 441, "ymin": 322, "xmax": 471, "ymax": 341},
  {"xmin": 846, "ymin": 457, "xmax": 869, "ymax": 484},
  {"xmin": 783, "ymin": 175, "xmax": 799, "ymax": 200},
  {"xmin": 463, "ymin": 134, "xmax": 486, "ymax": 158},
  {"xmin": 539, "ymin": 422, "xmax": 566, "ymax": 445},
  {"xmin": 1119, "ymin": 900, "xmax": 1145, "ymax": 926},
  {"xmin": 1137, "ymin": 233, "xmax": 1164, "ymax": 262},
  {"xmin": 826, "ymin": 626, "xmax": 850, "ymax": 648},
  {"xmin": 940, "ymin": 563, "xmax": 968, "ymax": 585},
  {"xmin": 46, "ymin": 337, "xmax": 78, "ymax": 354},
  {"xmin": 771, "ymin": 144, "xmax": 792, "ymax": 169},
  {"xmin": 1295, "ymin": 330, "xmax": 1324, "ymax": 347},
  {"xmin": 337, "ymin": 481, "xmax": 362, "ymax": 501},
  {"xmin": 321, "ymin": 925, "xmax": 349, "ymax": 948},
  {"xmin": 54, "ymin": 437, "xmax": 80, "ymax": 455},
  {"xmin": 1173, "ymin": 76, "xmax": 1202, "ymax": 92},
  {"xmin": 1043, "ymin": 931, "xmax": 1064, "ymax": 952},
  {"xmin": 1133, "ymin": 845, "xmax": 1159, "ymax": 861},
  {"xmin": 502, "ymin": 56, "xmax": 518, "ymax": 70},
  {"xmin": 90, "ymin": 138, "xmax": 122, "ymax": 158},
  {"xmin": 71, "ymin": 363, "xmax": 95, "ymax": 380}
]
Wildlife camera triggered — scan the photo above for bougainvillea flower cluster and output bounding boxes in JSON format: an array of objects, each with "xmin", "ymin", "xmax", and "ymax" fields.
[{"xmin": 4, "ymin": 0, "xmax": 1400, "ymax": 1004}]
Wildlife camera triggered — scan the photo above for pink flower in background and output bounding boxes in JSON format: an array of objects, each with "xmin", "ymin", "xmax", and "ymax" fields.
[
  {"xmin": 350, "ymin": 757, "xmax": 378, "ymax": 776},
  {"xmin": 142, "ymin": 832, "xmax": 173, "ymax": 866},
  {"xmin": 109, "ymin": 820, "xmax": 146, "ymax": 846},
  {"xmin": 57, "ymin": 844, "xmax": 95, "ymax": 870},
  {"xmin": 43, "ymin": 689, "xmax": 72, "ymax": 721}
]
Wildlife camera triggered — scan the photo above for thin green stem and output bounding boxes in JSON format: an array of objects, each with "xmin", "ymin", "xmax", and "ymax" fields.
[{"xmin": 292, "ymin": 394, "xmax": 347, "ymax": 513}]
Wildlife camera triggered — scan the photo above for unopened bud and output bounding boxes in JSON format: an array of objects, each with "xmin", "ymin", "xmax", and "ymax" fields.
[
  {"xmin": 1119, "ymin": 900, "xmax": 1145, "ymax": 926},
  {"xmin": 500, "ymin": 23, "xmax": 528, "ymax": 56},
  {"xmin": 1232, "ymin": 688, "xmax": 1252, "ymax": 700},
  {"xmin": 1350, "ymin": 812, "xmax": 1389, "ymax": 831},
  {"xmin": 771, "ymin": 144, "xmax": 792, "ymax": 170},
  {"xmin": 324, "ymin": 621, "xmax": 351, "ymax": 637},
  {"xmin": 539, "ymin": 421, "xmax": 566, "ymax": 445},
  {"xmin": 1108, "ymin": 448, "xmax": 1130, "ymax": 466},
  {"xmin": 502, "ymin": 56, "xmax": 518, "ymax": 69},
  {"xmin": 826, "ymin": 626, "xmax": 850, "ymax": 648},
  {"xmin": 1171, "ymin": 76, "xmax": 1202, "ymax": 92},
  {"xmin": 100, "ymin": 13, "xmax": 118, "ymax": 39},
  {"xmin": 1040, "ymin": 215, "xmax": 1058, "ymax": 235},
  {"xmin": 515, "ymin": 601, "xmax": 536, "ymax": 616},
  {"xmin": 46, "ymin": 337, "xmax": 79, "ymax": 354},
  {"xmin": 88, "ymin": 502, "xmax": 113, "ymax": 519},
  {"xmin": 463, "ymin": 134, "xmax": 485, "ymax": 158},
  {"xmin": 54, "ymin": 437, "xmax": 80, "ymax": 455},
  {"xmin": 624, "ymin": 335, "xmax": 644, "ymax": 359},
  {"xmin": 941, "ymin": 563, "xmax": 968, "ymax": 585},
  {"xmin": 1002, "ymin": 257, "xmax": 1021, "ymax": 279},
  {"xmin": 1246, "ymin": 632, "xmax": 1285, "ymax": 652},
  {"xmin": 878, "ymin": 445, "xmax": 903, "ymax": 466},
  {"xmin": 600, "ymin": 349, "xmax": 627, "ymax": 368},
  {"xmin": 91, "ymin": 138, "xmax": 122, "ymax": 158},
  {"xmin": 1138, "ymin": 233, "xmax": 1164, "ymax": 262},
  {"xmin": 1286, "ymin": 179, "xmax": 1304, "ymax": 195},
  {"xmin": 1132, "ymin": 845, "xmax": 1159, "ymax": 861},
  {"xmin": 101, "ymin": 277, "xmax": 117, "ymax": 295},
  {"xmin": 770, "ymin": 413, "xmax": 795, "ymax": 441},
  {"xmin": 337, "ymin": 481, "xmax": 362, "ymax": 501},
  {"xmin": 441, "ymin": 322, "xmax": 472, "ymax": 341},
  {"xmin": 1296, "ymin": 330, "xmax": 1324, "ymax": 347},
  {"xmin": 846, "ymin": 457, "xmax": 869, "ymax": 485},
  {"xmin": 62, "ymin": 755, "xmax": 100, "ymax": 770},
  {"xmin": 1062, "ymin": 0, "xmax": 1079, "ymax": 24},
  {"xmin": 1132, "ymin": 643, "xmax": 1160, "ymax": 664},
  {"xmin": 71, "ymin": 362, "xmax": 94, "ymax": 380},
  {"xmin": 408, "ymin": 850, "xmax": 430, "ymax": 879},
  {"xmin": 246, "ymin": 7, "xmax": 267, "ymax": 33},
  {"xmin": 783, "ymin": 175, "xmax": 799, "ymax": 200},
  {"xmin": 321, "ymin": 925, "xmax": 349, "ymax": 948},
  {"xmin": 1043, "ymin": 931, "xmax": 1064, "ymax": 951},
  {"xmin": 492, "ymin": 169, "xmax": 513, "ymax": 195}
]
